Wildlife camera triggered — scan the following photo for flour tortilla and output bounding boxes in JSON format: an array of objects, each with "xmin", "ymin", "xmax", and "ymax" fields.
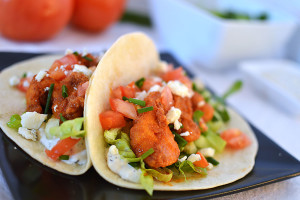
[
  {"xmin": 0, "ymin": 55, "xmax": 92, "ymax": 175},
  {"xmin": 86, "ymin": 32, "xmax": 258, "ymax": 190}
]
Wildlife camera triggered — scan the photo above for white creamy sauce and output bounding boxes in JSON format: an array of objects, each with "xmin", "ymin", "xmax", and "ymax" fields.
[
  {"xmin": 107, "ymin": 145, "xmax": 141, "ymax": 183},
  {"xmin": 62, "ymin": 150, "xmax": 87, "ymax": 165},
  {"xmin": 38, "ymin": 125, "xmax": 60, "ymax": 150}
]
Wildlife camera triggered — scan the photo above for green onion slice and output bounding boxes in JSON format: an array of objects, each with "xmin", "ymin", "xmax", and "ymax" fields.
[
  {"xmin": 60, "ymin": 113, "xmax": 66, "ymax": 122},
  {"xmin": 173, "ymin": 132, "xmax": 188, "ymax": 148},
  {"xmin": 22, "ymin": 72, "xmax": 27, "ymax": 78},
  {"xmin": 123, "ymin": 97, "xmax": 146, "ymax": 107},
  {"xmin": 135, "ymin": 77, "xmax": 145, "ymax": 89},
  {"xmin": 44, "ymin": 83, "xmax": 54, "ymax": 114},
  {"xmin": 59, "ymin": 155, "xmax": 69, "ymax": 160},
  {"xmin": 141, "ymin": 148, "xmax": 154, "ymax": 160},
  {"xmin": 73, "ymin": 51, "xmax": 79, "ymax": 56},
  {"xmin": 137, "ymin": 106, "xmax": 153, "ymax": 114},
  {"xmin": 206, "ymin": 157, "xmax": 219, "ymax": 166},
  {"xmin": 62, "ymin": 85, "xmax": 68, "ymax": 98},
  {"xmin": 83, "ymin": 56, "xmax": 93, "ymax": 61},
  {"xmin": 193, "ymin": 110, "xmax": 204, "ymax": 124}
]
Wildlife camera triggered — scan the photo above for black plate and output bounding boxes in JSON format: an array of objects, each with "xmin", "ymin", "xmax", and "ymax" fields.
[{"xmin": 0, "ymin": 52, "xmax": 299, "ymax": 200}]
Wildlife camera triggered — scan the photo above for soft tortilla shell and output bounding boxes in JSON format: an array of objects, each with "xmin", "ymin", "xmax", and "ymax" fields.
[
  {"xmin": 0, "ymin": 55, "xmax": 92, "ymax": 175},
  {"xmin": 86, "ymin": 32, "xmax": 258, "ymax": 190}
]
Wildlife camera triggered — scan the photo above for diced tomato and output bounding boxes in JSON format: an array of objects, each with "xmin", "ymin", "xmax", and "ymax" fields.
[
  {"xmin": 45, "ymin": 137, "xmax": 81, "ymax": 161},
  {"xmin": 17, "ymin": 77, "xmax": 32, "ymax": 93},
  {"xmin": 141, "ymin": 78, "xmax": 162, "ymax": 91},
  {"xmin": 193, "ymin": 152, "xmax": 209, "ymax": 168},
  {"xmin": 111, "ymin": 87, "xmax": 123, "ymax": 99},
  {"xmin": 120, "ymin": 85, "xmax": 135, "ymax": 98},
  {"xmin": 48, "ymin": 54, "xmax": 79, "ymax": 80},
  {"xmin": 220, "ymin": 129, "xmax": 251, "ymax": 149},
  {"xmin": 127, "ymin": 81, "xmax": 140, "ymax": 93},
  {"xmin": 77, "ymin": 81, "xmax": 89, "ymax": 97},
  {"xmin": 199, "ymin": 103, "xmax": 214, "ymax": 122},
  {"xmin": 161, "ymin": 86, "xmax": 174, "ymax": 112},
  {"xmin": 110, "ymin": 98, "xmax": 137, "ymax": 119},
  {"xmin": 161, "ymin": 67, "xmax": 192, "ymax": 88},
  {"xmin": 99, "ymin": 110, "xmax": 126, "ymax": 130},
  {"xmin": 199, "ymin": 118, "xmax": 208, "ymax": 132}
]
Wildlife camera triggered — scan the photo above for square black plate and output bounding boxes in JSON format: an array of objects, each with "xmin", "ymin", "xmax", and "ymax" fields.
[{"xmin": 0, "ymin": 52, "xmax": 299, "ymax": 200}]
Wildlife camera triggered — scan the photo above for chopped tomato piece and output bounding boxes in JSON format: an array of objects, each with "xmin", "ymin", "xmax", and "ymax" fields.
[
  {"xmin": 161, "ymin": 67, "xmax": 192, "ymax": 88},
  {"xmin": 45, "ymin": 137, "xmax": 81, "ymax": 161},
  {"xmin": 49, "ymin": 54, "xmax": 78, "ymax": 80},
  {"xmin": 161, "ymin": 86, "xmax": 174, "ymax": 112},
  {"xmin": 110, "ymin": 98, "xmax": 137, "ymax": 119},
  {"xmin": 77, "ymin": 81, "xmax": 89, "ymax": 97},
  {"xmin": 120, "ymin": 85, "xmax": 135, "ymax": 98},
  {"xmin": 17, "ymin": 77, "xmax": 32, "ymax": 93},
  {"xmin": 199, "ymin": 103, "xmax": 214, "ymax": 122},
  {"xmin": 220, "ymin": 129, "xmax": 251, "ymax": 149},
  {"xmin": 141, "ymin": 78, "xmax": 162, "ymax": 91},
  {"xmin": 99, "ymin": 110, "xmax": 126, "ymax": 130},
  {"xmin": 127, "ymin": 81, "xmax": 140, "ymax": 93},
  {"xmin": 111, "ymin": 87, "xmax": 123, "ymax": 99},
  {"xmin": 193, "ymin": 152, "xmax": 209, "ymax": 168}
]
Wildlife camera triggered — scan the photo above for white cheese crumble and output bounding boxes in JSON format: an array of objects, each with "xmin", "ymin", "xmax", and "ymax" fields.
[
  {"xmin": 73, "ymin": 87, "xmax": 77, "ymax": 91},
  {"xmin": 44, "ymin": 87, "xmax": 49, "ymax": 91},
  {"xmin": 65, "ymin": 48, "xmax": 73, "ymax": 55},
  {"xmin": 199, "ymin": 147, "xmax": 215, "ymax": 157},
  {"xmin": 18, "ymin": 127, "xmax": 37, "ymax": 141},
  {"xmin": 26, "ymin": 72, "xmax": 34, "ymax": 78},
  {"xmin": 107, "ymin": 145, "xmax": 141, "ymax": 183},
  {"xmin": 180, "ymin": 131, "xmax": 190, "ymax": 137},
  {"xmin": 62, "ymin": 150, "xmax": 87, "ymax": 165},
  {"xmin": 35, "ymin": 70, "xmax": 47, "ymax": 82},
  {"xmin": 21, "ymin": 112, "xmax": 47, "ymax": 129},
  {"xmin": 166, "ymin": 106, "xmax": 182, "ymax": 130},
  {"xmin": 39, "ymin": 124, "xmax": 60, "ymax": 150},
  {"xmin": 207, "ymin": 163, "xmax": 214, "ymax": 170},
  {"xmin": 135, "ymin": 91, "xmax": 147, "ymax": 101},
  {"xmin": 167, "ymin": 80, "xmax": 193, "ymax": 98},
  {"xmin": 174, "ymin": 120, "xmax": 182, "ymax": 130},
  {"xmin": 82, "ymin": 48, "xmax": 88, "ymax": 57},
  {"xmin": 178, "ymin": 156, "xmax": 187, "ymax": 162},
  {"xmin": 73, "ymin": 64, "xmax": 92, "ymax": 77},
  {"xmin": 148, "ymin": 84, "xmax": 162, "ymax": 93},
  {"xmin": 198, "ymin": 100, "xmax": 205, "ymax": 108},
  {"xmin": 53, "ymin": 105, "xmax": 58, "ymax": 112},
  {"xmin": 23, "ymin": 80, "xmax": 30, "ymax": 88},
  {"xmin": 187, "ymin": 154, "xmax": 201, "ymax": 163},
  {"xmin": 9, "ymin": 76, "xmax": 20, "ymax": 86}
]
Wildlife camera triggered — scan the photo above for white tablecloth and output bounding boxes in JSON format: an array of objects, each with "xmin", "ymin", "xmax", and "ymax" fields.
[{"xmin": 0, "ymin": 22, "xmax": 299, "ymax": 200}]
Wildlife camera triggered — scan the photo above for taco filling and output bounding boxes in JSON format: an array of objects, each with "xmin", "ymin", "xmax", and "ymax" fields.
[
  {"xmin": 99, "ymin": 63, "xmax": 251, "ymax": 195},
  {"xmin": 6, "ymin": 50, "xmax": 99, "ymax": 164}
]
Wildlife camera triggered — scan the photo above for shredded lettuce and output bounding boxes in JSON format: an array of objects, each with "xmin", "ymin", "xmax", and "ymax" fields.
[
  {"xmin": 49, "ymin": 117, "xmax": 85, "ymax": 139},
  {"xmin": 205, "ymin": 129, "xmax": 226, "ymax": 152},
  {"xmin": 176, "ymin": 160, "xmax": 207, "ymax": 180},
  {"xmin": 140, "ymin": 169, "xmax": 154, "ymax": 196}
]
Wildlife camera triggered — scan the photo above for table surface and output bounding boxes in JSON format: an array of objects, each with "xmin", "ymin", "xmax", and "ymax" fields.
[{"xmin": 0, "ymin": 22, "xmax": 299, "ymax": 200}]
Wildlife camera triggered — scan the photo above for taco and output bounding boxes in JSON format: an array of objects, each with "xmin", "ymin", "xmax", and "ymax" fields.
[
  {"xmin": 86, "ymin": 32, "xmax": 258, "ymax": 194},
  {"xmin": 0, "ymin": 51, "xmax": 99, "ymax": 175}
]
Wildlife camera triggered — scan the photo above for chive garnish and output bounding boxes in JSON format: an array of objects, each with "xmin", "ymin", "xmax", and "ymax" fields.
[
  {"xmin": 44, "ymin": 83, "xmax": 54, "ymax": 114},
  {"xmin": 122, "ymin": 96, "xmax": 129, "ymax": 101},
  {"xmin": 173, "ymin": 131, "xmax": 188, "ymax": 148},
  {"xmin": 206, "ymin": 157, "xmax": 219, "ymax": 166},
  {"xmin": 59, "ymin": 155, "xmax": 69, "ymax": 160},
  {"xmin": 60, "ymin": 114, "xmax": 66, "ymax": 122},
  {"xmin": 22, "ymin": 72, "xmax": 27, "ymax": 78},
  {"xmin": 83, "ymin": 56, "xmax": 93, "ymax": 61},
  {"xmin": 62, "ymin": 85, "xmax": 68, "ymax": 98},
  {"xmin": 73, "ymin": 51, "xmax": 79, "ymax": 56},
  {"xmin": 193, "ymin": 110, "xmax": 204, "ymax": 124},
  {"xmin": 137, "ymin": 106, "xmax": 153, "ymax": 113},
  {"xmin": 141, "ymin": 148, "xmax": 154, "ymax": 160},
  {"xmin": 135, "ymin": 77, "xmax": 145, "ymax": 89},
  {"xmin": 126, "ymin": 98, "xmax": 146, "ymax": 107}
]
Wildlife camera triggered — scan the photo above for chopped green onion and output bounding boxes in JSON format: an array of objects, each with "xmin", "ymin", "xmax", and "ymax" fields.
[
  {"xmin": 62, "ymin": 85, "xmax": 68, "ymax": 98},
  {"xmin": 141, "ymin": 148, "xmax": 154, "ymax": 160},
  {"xmin": 193, "ymin": 110, "xmax": 204, "ymax": 124},
  {"xmin": 44, "ymin": 83, "xmax": 54, "ymax": 114},
  {"xmin": 173, "ymin": 132, "xmax": 188, "ymax": 148},
  {"xmin": 59, "ymin": 155, "xmax": 69, "ymax": 160},
  {"xmin": 222, "ymin": 80, "xmax": 243, "ymax": 100},
  {"xmin": 7, "ymin": 114, "xmax": 22, "ymax": 129},
  {"xmin": 59, "ymin": 114, "xmax": 66, "ymax": 122},
  {"xmin": 83, "ymin": 56, "xmax": 93, "ymax": 61},
  {"xmin": 122, "ymin": 96, "xmax": 129, "ymax": 101},
  {"xmin": 22, "ymin": 72, "xmax": 27, "ymax": 78},
  {"xmin": 73, "ymin": 51, "xmax": 79, "ymax": 56},
  {"xmin": 137, "ymin": 106, "xmax": 153, "ymax": 114},
  {"xmin": 192, "ymin": 82, "xmax": 202, "ymax": 93},
  {"xmin": 128, "ymin": 98, "xmax": 146, "ymax": 107},
  {"xmin": 206, "ymin": 157, "xmax": 219, "ymax": 166},
  {"xmin": 168, "ymin": 124, "xmax": 174, "ymax": 129},
  {"xmin": 135, "ymin": 77, "xmax": 145, "ymax": 89}
]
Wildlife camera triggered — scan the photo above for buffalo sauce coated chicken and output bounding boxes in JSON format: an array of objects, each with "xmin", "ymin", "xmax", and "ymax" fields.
[{"xmin": 26, "ymin": 52, "xmax": 98, "ymax": 120}]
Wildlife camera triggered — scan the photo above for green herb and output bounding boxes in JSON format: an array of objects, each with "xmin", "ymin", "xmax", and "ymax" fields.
[
  {"xmin": 137, "ymin": 106, "xmax": 153, "ymax": 114},
  {"xmin": 222, "ymin": 80, "xmax": 243, "ymax": 100},
  {"xmin": 44, "ymin": 83, "xmax": 54, "ymax": 114},
  {"xmin": 141, "ymin": 148, "xmax": 154, "ymax": 160},
  {"xmin": 122, "ymin": 96, "xmax": 129, "ymax": 101},
  {"xmin": 140, "ymin": 169, "xmax": 153, "ymax": 196},
  {"xmin": 193, "ymin": 110, "xmax": 204, "ymax": 124},
  {"xmin": 49, "ymin": 117, "xmax": 85, "ymax": 139},
  {"xmin": 59, "ymin": 114, "xmax": 66, "ymax": 122},
  {"xmin": 129, "ymin": 98, "xmax": 146, "ymax": 107},
  {"xmin": 206, "ymin": 157, "xmax": 219, "ymax": 166},
  {"xmin": 177, "ymin": 160, "xmax": 207, "ymax": 180},
  {"xmin": 173, "ymin": 132, "xmax": 188, "ymax": 148},
  {"xmin": 59, "ymin": 155, "xmax": 69, "ymax": 160},
  {"xmin": 168, "ymin": 124, "xmax": 174, "ymax": 129},
  {"xmin": 73, "ymin": 51, "xmax": 79, "ymax": 56},
  {"xmin": 135, "ymin": 77, "xmax": 145, "ymax": 89},
  {"xmin": 192, "ymin": 82, "xmax": 202, "ymax": 94},
  {"xmin": 7, "ymin": 114, "xmax": 22, "ymax": 129},
  {"xmin": 62, "ymin": 85, "xmax": 68, "ymax": 98},
  {"xmin": 22, "ymin": 73, "xmax": 27, "ymax": 78},
  {"xmin": 83, "ymin": 56, "xmax": 93, "ymax": 61}
]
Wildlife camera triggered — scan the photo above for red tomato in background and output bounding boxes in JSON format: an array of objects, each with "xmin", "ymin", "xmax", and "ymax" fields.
[
  {"xmin": 0, "ymin": 0, "xmax": 73, "ymax": 41},
  {"xmin": 71, "ymin": 0, "xmax": 127, "ymax": 32}
]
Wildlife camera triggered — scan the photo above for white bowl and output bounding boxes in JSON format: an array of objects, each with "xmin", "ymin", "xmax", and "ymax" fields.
[{"xmin": 149, "ymin": 0, "xmax": 298, "ymax": 69}]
